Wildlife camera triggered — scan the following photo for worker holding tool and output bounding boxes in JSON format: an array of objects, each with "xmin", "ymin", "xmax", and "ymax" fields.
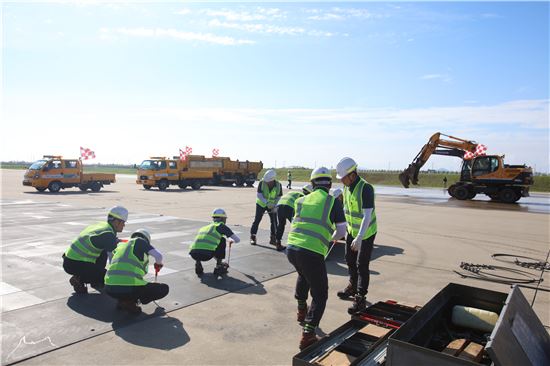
[
  {"xmin": 104, "ymin": 229, "xmax": 168, "ymax": 315},
  {"xmin": 274, "ymin": 184, "xmax": 313, "ymax": 251},
  {"xmin": 62, "ymin": 206, "xmax": 128, "ymax": 294},
  {"xmin": 250, "ymin": 169, "xmax": 282, "ymax": 246},
  {"xmin": 335, "ymin": 157, "xmax": 378, "ymax": 315},
  {"xmin": 189, "ymin": 208, "xmax": 241, "ymax": 277},
  {"xmin": 286, "ymin": 167, "xmax": 347, "ymax": 350}
]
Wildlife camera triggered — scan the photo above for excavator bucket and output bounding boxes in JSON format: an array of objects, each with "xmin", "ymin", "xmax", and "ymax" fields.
[{"xmin": 399, "ymin": 164, "xmax": 420, "ymax": 188}]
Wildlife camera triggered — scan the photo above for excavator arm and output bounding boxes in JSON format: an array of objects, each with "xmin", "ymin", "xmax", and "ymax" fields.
[{"xmin": 399, "ymin": 132, "xmax": 478, "ymax": 188}]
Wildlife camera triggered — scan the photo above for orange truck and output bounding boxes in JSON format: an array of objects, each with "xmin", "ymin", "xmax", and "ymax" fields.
[
  {"xmin": 136, "ymin": 155, "xmax": 263, "ymax": 191},
  {"xmin": 23, "ymin": 156, "xmax": 116, "ymax": 192}
]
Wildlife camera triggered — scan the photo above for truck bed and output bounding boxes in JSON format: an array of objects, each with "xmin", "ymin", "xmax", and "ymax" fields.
[{"xmin": 81, "ymin": 173, "xmax": 116, "ymax": 183}]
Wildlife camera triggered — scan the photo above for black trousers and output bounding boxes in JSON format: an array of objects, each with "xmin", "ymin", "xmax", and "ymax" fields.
[
  {"xmin": 63, "ymin": 251, "xmax": 107, "ymax": 285},
  {"xmin": 189, "ymin": 239, "xmax": 226, "ymax": 262},
  {"xmin": 345, "ymin": 233, "xmax": 376, "ymax": 296},
  {"xmin": 250, "ymin": 204, "xmax": 278, "ymax": 236},
  {"xmin": 286, "ymin": 247, "xmax": 328, "ymax": 328},
  {"xmin": 276, "ymin": 205, "xmax": 294, "ymax": 241},
  {"xmin": 105, "ymin": 283, "xmax": 169, "ymax": 304},
  {"xmin": 287, "ymin": 180, "xmax": 292, "ymax": 189}
]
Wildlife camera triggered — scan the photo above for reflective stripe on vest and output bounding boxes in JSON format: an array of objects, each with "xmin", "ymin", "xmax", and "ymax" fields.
[
  {"xmin": 64, "ymin": 222, "xmax": 113, "ymax": 263},
  {"xmin": 189, "ymin": 222, "xmax": 223, "ymax": 252},
  {"xmin": 343, "ymin": 178, "xmax": 377, "ymax": 239},
  {"xmin": 287, "ymin": 189, "xmax": 335, "ymax": 257},
  {"xmin": 256, "ymin": 180, "xmax": 282, "ymax": 208},
  {"xmin": 277, "ymin": 191, "xmax": 303, "ymax": 209},
  {"xmin": 105, "ymin": 239, "xmax": 149, "ymax": 287}
]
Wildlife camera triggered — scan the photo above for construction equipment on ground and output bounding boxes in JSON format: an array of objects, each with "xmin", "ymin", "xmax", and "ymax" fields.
[
  {"xmin": 399, "ymin": 133, "xmax": 533, "ymax": 203},
  {"xmin": 22, "ymin": 156, "xmax": 116, "ymax": 193},
  {"xmin": 136, "ymin": 155, "xmax": 262, "ymax": 191}
]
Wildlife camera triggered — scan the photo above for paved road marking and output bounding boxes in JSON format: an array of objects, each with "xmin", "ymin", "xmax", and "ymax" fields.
[
  {"xmin": 0, "ymin": 282, "xmax": 21, "ymax": 296},
  {"xmin": 127, "ymin": 216, "xmax": 179, "ymax": 224},
  {"xmin": 151, "ymin": 231, "xmax": 190, "ymax": 240}
]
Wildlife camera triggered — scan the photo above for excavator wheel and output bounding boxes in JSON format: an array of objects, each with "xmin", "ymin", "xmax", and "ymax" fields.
[
  {"xmin": 499, "ymin": 188, "xmax": 519, "ymax": 203},
  {"xmin": 447, "ymin": 184, "xmax": 457, "ymax": 198},
  {"xmin": 453, "ymin": 186, "xmax": 470, "ymax": 200}
]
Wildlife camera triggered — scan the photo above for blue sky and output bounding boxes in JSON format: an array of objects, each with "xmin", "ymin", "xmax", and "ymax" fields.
[{"xmin": 2, "ymin": 1, "xmax": 549, "ymax": 172}]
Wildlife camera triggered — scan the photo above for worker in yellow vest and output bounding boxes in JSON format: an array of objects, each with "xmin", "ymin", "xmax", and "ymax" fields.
[
  {"xmin": 286, "ymin": 167, "xmax": 347, "ymax": 350},
  {"xmin": 250, "ymin": 169, "xmax": 282, "ymax": 246},
  {"xmin": 190, "ymin": 208, "xmax": 241, "ymax": 277},
  {"xmin": 274, "ymin": 184, "xmax": 313, "ymax": 251},
  {"xmin": 63, "ymin": 206, "xmax": 128, "ymax": 294},
  {"xmin": 336, "ymin": 157, "xmax": 378, "ymax": 314},
  {"xmin": 104, "ymin": 229, "xmax": 168, "ymax": 314}
]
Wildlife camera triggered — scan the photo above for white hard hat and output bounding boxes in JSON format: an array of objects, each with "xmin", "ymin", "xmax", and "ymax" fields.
[
  {"xmin": 332, "ymin": 188, "xmax": 343, "ymax": 199},
  {"xmin": 108, "ymin": 206, "xmax": 128, "ymax": 222},
  {"xmin": 310, "ymin": 167, "xmax": 332, "ymax": 181},
  {"xmin": 263, "ymin": 169, "xmax": 276, "ymax": 182},
  {"xmin": 131, "ymin": 228, "xmax": 151, "ymax": 243},
  {"xmin": 302, "ymin": 184, "xmax": 313, "ymax": 194},
  {"xmin": 336, "ymin": 157, "xmax": 358, "ymax": 179},
  {"xmin": 212, "ymin": 208, "xmax": 227, "ymax": 218}
]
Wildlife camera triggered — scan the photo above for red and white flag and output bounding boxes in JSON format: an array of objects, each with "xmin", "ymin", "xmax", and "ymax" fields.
[
  {"xmin": 80, "ymin": 146, "xmax": 96, "ymax": 160},
  {"xmin": 212, "ymin": 148, "xmax": 220, "ymax": 157},
  {"xmin": 179, "ymin": 146, "xmax": 193, "ymax": 161},
  {"xmin": 474, "ymin": 144, "xmax": 487, "ymax": 157},
  {"xmin": 463, "ymin": 151, "xmax": 475, "ymax": 160}
]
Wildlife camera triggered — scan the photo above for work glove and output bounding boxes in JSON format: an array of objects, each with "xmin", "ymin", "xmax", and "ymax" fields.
[
  {"xmin": 350, "ymin": 238, "xmax": 361, "ymax": 252},
  {"xmin": 154, "ymin": 263, "xmax": 163, "ymax": 273}
]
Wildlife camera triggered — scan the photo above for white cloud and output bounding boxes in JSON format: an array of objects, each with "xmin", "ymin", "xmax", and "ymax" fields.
[
  {"xmin": 101, "ymin": 27, "xmax": 255, "ymax": 45},
  {"xmin": 420, "ymin": 74, "xmax": 453, "ymax": 83},
  {"xmin": 203, "ymin": 8, "xmax": 285, "ymax": 22},
  {"xmin": 208, "ymin": 19, "xmax": 306, "ymax": 36},
  {"xmin": 174, "ymin": 9, "xmax": 191, "ymax": 16},
  {"xmin": 307, "ymin": 7, "xmax": 386, "ymax": 21}
]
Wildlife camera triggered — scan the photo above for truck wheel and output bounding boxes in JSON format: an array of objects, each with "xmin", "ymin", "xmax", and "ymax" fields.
[
  {"xmin": 453, "ymin": 186, "xmax": 469, "ymax": 200},
  {"xmin": 79, "ymin": 184, "xmax": 88, "ymax": 191},
  {"xmin": 90, "ymin": 181, "xmax": 102, "ymax": 192},
  {"xmin": 178, "ymin": 184, "xmax": 187, "ymax": 189},
  {"xmin": 35, "ymin": 187, "xmax": 46, "ymax": 192},
  {"xmin": 236, "ymin": 176, "xmax": 244, "ymax": 187},
  {"xmin": 245, "ymin": 181, "xmax": 254, "ymax": 187},
  {"xmin": 48, "ymin": 181, "xmax": 62, "ymax": 193},
  {"xmin": 158, "ymin": 180, "xmax": 168, "ymax": 191},
  {"xmin": 499, "ymin": 188, "xmax": 518, "ymax": 203},
  {"xmin": 143, "ymin": 185, "xmax": 152, "ymax": 190},
  {"xmin": 191, "ymin": 181, "xmax": 201, "ymax": 190}
]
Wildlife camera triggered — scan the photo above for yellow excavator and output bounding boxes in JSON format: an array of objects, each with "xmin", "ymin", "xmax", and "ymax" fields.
[{"xmin": 399, "ymin": 133, "xmax": 534, "ymax": 203}]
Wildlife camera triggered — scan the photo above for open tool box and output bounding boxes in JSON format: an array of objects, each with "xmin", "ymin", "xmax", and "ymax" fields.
[{"xmin": 293, "ymin": 300, "xmax": 420, "ymax": 366}]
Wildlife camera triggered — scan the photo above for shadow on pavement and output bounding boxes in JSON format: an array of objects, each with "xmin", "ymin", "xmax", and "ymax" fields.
[
  {"xmin": 199, "ymin": 272, "xmax": 267, "ymax": 295},
  {"xmin": 113, "ymin": 311, "xmax": 190, "ymax": 350}
]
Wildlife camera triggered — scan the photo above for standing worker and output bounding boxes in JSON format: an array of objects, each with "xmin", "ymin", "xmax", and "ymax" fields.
[
  {"xmin": 250, "ymin": 169, "xmax": 282, "ymax": 246},
  {"xmin": 286, "ymin": 167, "xmax": 347, "ymax": 350},
  {"xmin": 104, "ymin": 229, "xmax": 169, "ymax": 314},
  {"xmin": 190, "ymin": 208, "xmax": 241, "ymax": 277},
  {"xmin": 335, "ymin": 157, "xmax": 378, "ymax": 314},
  {"xmin": 274, "ymin": 184, "xmax": 313, "ymax": 251},
  {"xmin": 62, "ymin": 206, "xmax": 128, "ymax": 294},
  {"xmin": 287, "ymin": 170, "xmax": 292, "ymax": 189}
]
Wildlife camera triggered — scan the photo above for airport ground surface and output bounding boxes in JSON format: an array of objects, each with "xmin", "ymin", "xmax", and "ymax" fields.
[{"xmin": 1, "ymin": 169, "xmax": 549, "ymax": 365}]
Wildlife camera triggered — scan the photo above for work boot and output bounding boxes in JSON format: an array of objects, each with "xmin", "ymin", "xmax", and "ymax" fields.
[
  {"xmin": 299, "ymin": 331, "xmax": 321, "ymax": 350},
  {"xmin": 69, "ymin": 275, "xmax": 87, "ymax": 294},
  {"xmin": 337, "ymin": 284, "xmax": 356, "ymax": 300},
  {"xmin": 297, "ymin": 305, "xmax": 308, "ymax": 323},
  {"xmin": 269, "ymin": 234, "xmax": 277, "ymax": 245},
  {"xmin": 213, "ymin": 262, "xmax": 228, "ymax": 276},
  {"xmin": 348, "ymin": 295, "xmax": 367, "ymax": 315},
  {"xmin": 250, "ymin": 235, "xmax": 257, "ymax": 245},
  {"xmin": 116, "ymin": 299, "xmax": 142, "ymax": 315},
  {"xmin": 195, "ymin": 261, "xmax": 204, "ymax": 277},
  {"xmin": 275, "ymin": 239, "xmax": 286, "ymax": 252}
]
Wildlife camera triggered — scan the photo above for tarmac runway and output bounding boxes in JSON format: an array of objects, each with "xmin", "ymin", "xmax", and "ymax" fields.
[{"xmin": 1, "ymin": 169, "xmax": 549, "ymax": 365}]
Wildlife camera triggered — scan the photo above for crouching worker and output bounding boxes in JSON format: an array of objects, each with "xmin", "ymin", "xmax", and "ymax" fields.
[
  {"xmin": 63, "ymin": 206, "xmax": 128, "ymax": 294},
  {"xmin": 104, "ymin": 229, "xmax": 169, "ymax": 315},
  {"xmin": 189, "ymin": 208, "xmax": 240, "ymax": 277}
]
